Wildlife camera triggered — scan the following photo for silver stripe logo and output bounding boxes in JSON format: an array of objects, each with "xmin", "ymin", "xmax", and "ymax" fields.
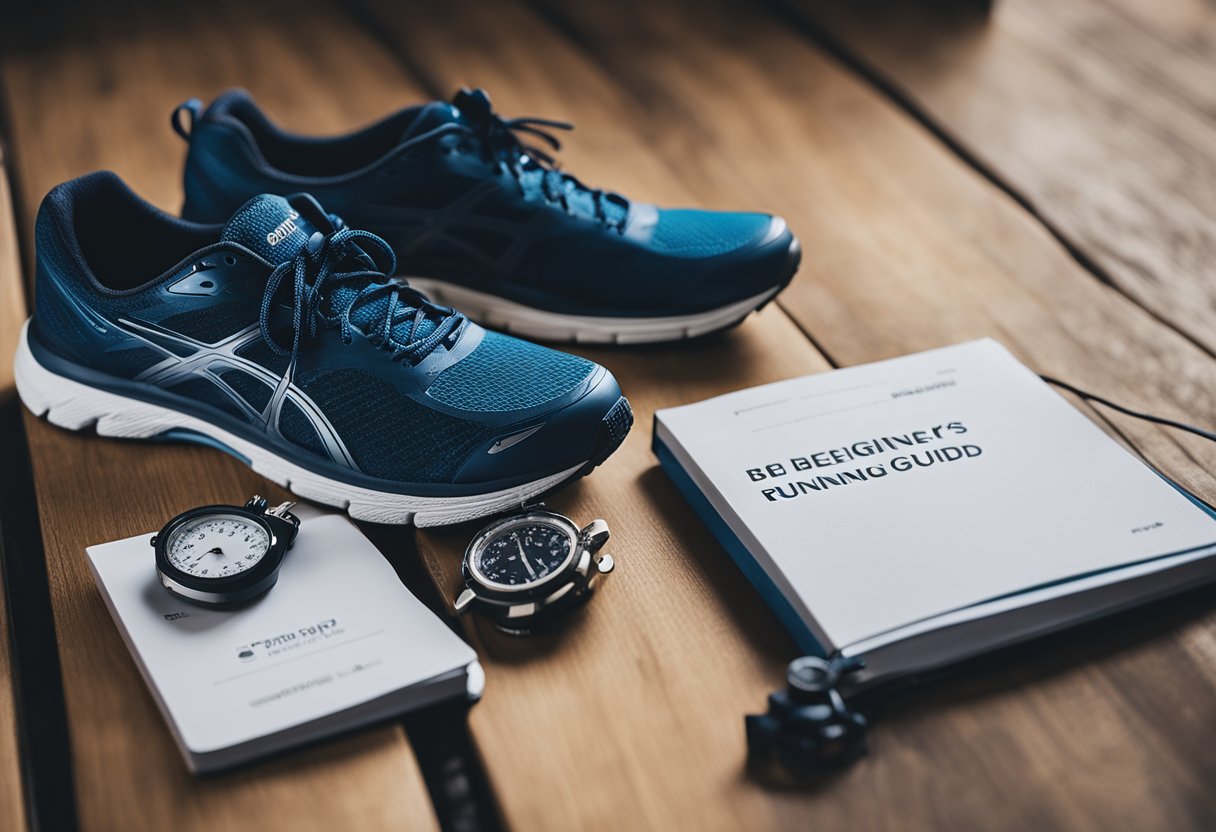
[{"xmin": 121, "ymin": 318, "xmax": 359, "ymax": 471}]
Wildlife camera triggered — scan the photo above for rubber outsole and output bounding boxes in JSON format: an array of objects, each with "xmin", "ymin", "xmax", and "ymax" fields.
[{"xmin": 14, "ymin": 321, "xmax": 628, "ymax": 527}]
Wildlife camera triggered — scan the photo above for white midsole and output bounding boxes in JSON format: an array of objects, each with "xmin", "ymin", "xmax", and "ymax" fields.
[
  {"xmin": 404, "ymin": 278, "xmax": 780, "ymax": 345},
  {"xmin": 13, "ymin": 321, "xmax": 582, "ymax": 527}
]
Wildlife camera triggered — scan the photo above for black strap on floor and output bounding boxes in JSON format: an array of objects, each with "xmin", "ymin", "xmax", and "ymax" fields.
[
  {"xmin": 0, "ymin": 399, "xmax": 80, "ymax": 832},
  {"xmin": 358, "ymin": 522, "xmax": 505, "ymax": 832},
  {"xmin": 402, "ymin": 700, "xmax": 505, "ymax": 832}
]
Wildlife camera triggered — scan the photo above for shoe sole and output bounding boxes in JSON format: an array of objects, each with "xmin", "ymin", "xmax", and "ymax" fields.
[
  {"xmin": 14, "ymin": 321, "xmax": 622, "ymax": 527},
  {"xmin": 404, "ymin": 239, "xmax": 802, "ymax": 345}
]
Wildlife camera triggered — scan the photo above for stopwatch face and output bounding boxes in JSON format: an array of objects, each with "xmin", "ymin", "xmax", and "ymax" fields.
[
  {"xmin": 165, "ymin": 513, "xmax": 271, "ymax": 580},
  {"xmin": 472, "ymin": 520, "xmax": 576, "ymax": 588}
]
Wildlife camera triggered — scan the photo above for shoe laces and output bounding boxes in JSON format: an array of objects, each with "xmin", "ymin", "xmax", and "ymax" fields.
[
  {"xmin": 407, "ymin": 88, "xmax": 629, "ymax": 232},
  {"xmin": 258, "ymin": 226, "xmax": 465, "ymax": 365}
]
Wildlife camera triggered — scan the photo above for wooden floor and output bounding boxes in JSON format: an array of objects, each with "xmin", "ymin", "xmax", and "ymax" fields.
[{"xmin": 2, "ymin": 0, "xmax": 1216, "ymax": 829}]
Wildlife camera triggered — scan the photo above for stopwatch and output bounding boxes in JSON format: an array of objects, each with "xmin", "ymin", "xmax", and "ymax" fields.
[{"xmin": 152, "ymin": 496, "xmax": 300, "ymax": 607}]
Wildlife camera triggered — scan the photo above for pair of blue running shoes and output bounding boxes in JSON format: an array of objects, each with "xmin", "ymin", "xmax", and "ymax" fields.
[{"xmin": 17, "ymin": 88, "xmax": 800, "ymax": 526}]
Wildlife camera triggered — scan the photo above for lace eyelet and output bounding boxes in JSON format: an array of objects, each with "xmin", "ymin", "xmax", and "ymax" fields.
[{"xmin": 224, "ymin": 255, "xmax": 238, "ymax": 266}]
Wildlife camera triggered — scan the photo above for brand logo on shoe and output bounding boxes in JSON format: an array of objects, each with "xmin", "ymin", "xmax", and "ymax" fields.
[
  {"xmin": 266, "ymin": 211, "xmax": 301, "ymax": 246},
  {"xmin": 488, "ymin": 424, "xmax": 545, "ymax": 455}
]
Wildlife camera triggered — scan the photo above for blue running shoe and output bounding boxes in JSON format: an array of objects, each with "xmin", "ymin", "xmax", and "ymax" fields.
[
  {"xmin": 174, "ymin": 88, "xmax": 801, "ymax": 344},
  {"xmin": 15, "ymin": 172, "xmax": 632, "ymax": 526}
]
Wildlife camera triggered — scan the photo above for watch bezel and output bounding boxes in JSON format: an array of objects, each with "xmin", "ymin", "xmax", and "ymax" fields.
[
  {"xmin": 153, "ymin": 504, "xmax": 284, "ymax": 597},
  {"xmin": 463, "ymin": 510, "xmax": 582, "ymax": 600}
]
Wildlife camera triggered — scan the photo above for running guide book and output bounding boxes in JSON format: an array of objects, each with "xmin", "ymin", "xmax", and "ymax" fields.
[
  {"xmin": 87, "ymin": 510, "xmax": 479, "ymax": 773},
  {"xmin": 653, "ymin": 339, "xmax": 1216, "ymax": 688}
]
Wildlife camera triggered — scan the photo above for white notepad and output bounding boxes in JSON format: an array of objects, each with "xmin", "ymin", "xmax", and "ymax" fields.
[
  {"xmin": 87, "ymin": 510, "xmax": 478, "ymax": 773},
  {"xmin": 654, "ymin": 339, "xmax": 1216, "ymax": 687}
]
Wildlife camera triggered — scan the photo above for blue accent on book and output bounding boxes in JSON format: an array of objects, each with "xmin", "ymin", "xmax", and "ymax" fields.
[
  {"xmin": 652, "ymin": 434, "xmax": 827, "ymax": 657},
  {"xmin": 1162, "ymin": 473, "xmax": 1216, "ymax": 521}
]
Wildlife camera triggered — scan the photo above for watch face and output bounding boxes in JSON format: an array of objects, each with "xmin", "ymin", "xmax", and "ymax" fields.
[
  {"xmin": 165, "ymin": 513, "xmax": 271, "ymax": 580},
  {"xmin": 473, "ymin": 520, "xmax": 575, "ymax": 588}
]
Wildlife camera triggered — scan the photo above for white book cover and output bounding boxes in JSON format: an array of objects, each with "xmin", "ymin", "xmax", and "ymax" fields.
[
  {"xmin": 654, "ymin": 339, "xmax": 1216, "ymax": 667},
  {"xmin": 87, "ymin": 510, "xmax": 478, "ymax": 772}
]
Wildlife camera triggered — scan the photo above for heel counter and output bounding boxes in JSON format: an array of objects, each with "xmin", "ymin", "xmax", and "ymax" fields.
[
  {"xmin": 182, "ymin": 122, "xmax": 255, "ymax": 223},
  {"xmin": 30, "ymin": 198, "xmax": 110, "ymax": 369},
  {"xmin": 181, "ymin": 133, "xmax": 220, "ymax": 221},
  {"xmin": 30, "ymin": 198, "xmax": 71, "ymax": 351}
]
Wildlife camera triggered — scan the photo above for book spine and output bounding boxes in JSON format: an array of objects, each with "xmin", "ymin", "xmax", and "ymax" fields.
[{"xmin": 651, "ymin": 433, "xmax": 828, "ymax": 658}]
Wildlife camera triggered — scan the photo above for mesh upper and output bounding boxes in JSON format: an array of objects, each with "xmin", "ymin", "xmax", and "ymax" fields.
[
  {"xmin": 649, "ymin": 209, "xmax": 769, "ymax": 258},
  {"xmin": 426, "ymin": 331, "xmax": 594, "ymax": 412},
  {"xmin": 235, "ymin": 337, "xmax": 290, "ymax": 375},
  {"xmin": 297, "ymin": 367, "xmax": 492, "ymax": 481},
  {"xmin": 279, "ymin": 398, "xmax": 326, "ymax": 457},
  {"xmin": 104, "ymin": 346, "xmax": 165, "ymax": 376},
  {"xmin": 161, "ymin": 302, "xmax": 253, "ymax": 343},
  {"xmin": 330, "ymin": 289, "xmax": 439, "ymax": 345},
  {"xmin": 166, "ymin": 378, "xmax": 246, "ymax": 420},
  {"xmin": 221, "ymin": 369, "xmax": 272, "ymax": 412}
]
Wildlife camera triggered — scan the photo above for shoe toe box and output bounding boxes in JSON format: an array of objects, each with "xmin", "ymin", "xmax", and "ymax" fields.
[
  {"xmin": 653, "ymin": 212, "xmax": 800, "ymax": 310},
  {"xmin": 422, "ymin": 332, "xmax": 632, "ymax": 486}
]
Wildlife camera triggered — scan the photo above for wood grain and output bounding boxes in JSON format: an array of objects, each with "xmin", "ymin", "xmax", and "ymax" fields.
[
  {"xmin": 0, "ymin": 575, "xmax": 26, "ymax": 832},
  {"xmin": 359, "ymin": 0, "xmax": 1216, "ymax": 828},
  {"xmin": 0, "ymin": 133, "xmax": 28, "ymax": 832},
  {"xmin": 783, "ymin": 0, "xmax": 1216, "ymax": 354},
  {"xmin": 530, "ymin": 0, "xmax": 1216, "ymax": 510},
  {"xmin": 0, "ymin": 143, "xmax": 26, "ymax": 406},
  {"xmin": 5, "ymin": 0, "xmax": 1216, "ymax": 829},
  {"xmin": 543, "ymin": 0, "xmax": 1216, "ymax": 825},
  {"xmin": 0, "ymin": 1, "xmax": 442, "ymax": 828}
]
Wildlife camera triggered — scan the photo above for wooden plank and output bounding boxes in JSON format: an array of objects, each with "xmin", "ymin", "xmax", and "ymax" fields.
[
  {"xmin": 0, "ymin": 134, "xmax": 29, "ymax": 832},
  {"xmin": 0, "ymin": 1, "xmax": 443, "ymax": 829},
  {"xmin": 410, "ymin": 313, "xmax": 833, "ymax": 831},
  {"xmin": 339, "ymin": 2, "xmax": 858, "ymax": 829},
  {"xmin": 783, "ymin": 0, "xmax": 1216, "ymax": 354},
  {"xmin": 0, "ymin": 141, "xmax": 26, "ymax": 401},
  {"xmin": 0, "ymin": 581, "xmax": 26, "ymax": 832},
  {"xmin": 356, "ymin": 0, "xmax": 1216, "ymax": 828}
]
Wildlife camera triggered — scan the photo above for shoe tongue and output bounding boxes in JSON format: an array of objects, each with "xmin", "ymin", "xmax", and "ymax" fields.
[
  {"xmin": 341, "ymin": 287, "xmax": 439, "ymax": 346},
  {"xmin": 220, "ymin": 194, "xmax": 448, "ymax": 350},
  {"xmin": 431, "ymin": 87, "xmax": 629, "ymax": 228},
  {"xmin": 400, "ymin": 101, "xmax": 464, "ymax": 141},
  {"xmin": 220, "ymin": 194, "xmax": 320, "ymax": 265}
]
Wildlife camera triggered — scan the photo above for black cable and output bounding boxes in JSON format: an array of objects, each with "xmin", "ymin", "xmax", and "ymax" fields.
[{"xmin": 1039, "ymin": 375, "xmax": 1216, "ymax": 445}]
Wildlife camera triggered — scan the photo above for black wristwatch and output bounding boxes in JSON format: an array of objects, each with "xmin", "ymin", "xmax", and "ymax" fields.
[{"xmin": 454, "ymin": 508, "xmax": 614, "ymax": 635}]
